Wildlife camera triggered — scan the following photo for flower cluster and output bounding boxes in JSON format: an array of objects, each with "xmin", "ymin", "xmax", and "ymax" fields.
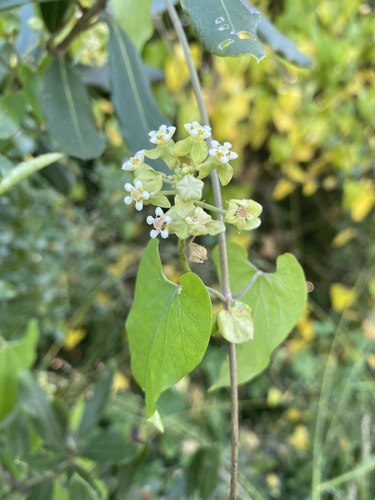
[{"xmin": 122, "ymin": 123, "xmax": 262, "ymax": 247}]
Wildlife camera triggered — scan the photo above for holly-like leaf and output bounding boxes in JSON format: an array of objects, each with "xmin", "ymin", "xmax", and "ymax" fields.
[
  {"xmin": 211, "ymin": 243, "xmax": 307, "ymax": 389},
  {"xmin": 126, "ymin": 239, "xmax": 212, "ymax": 417},
  {"xmin": 180, "ymin": 0, "xmax": 265, "ymax": 61},
  {"xmin": 108, "ymin": 18, "xmax": 168, "ymax": 153},
  {"xmin": 42, "ymin": 58, "xmax": 105, "ymax": 160}
]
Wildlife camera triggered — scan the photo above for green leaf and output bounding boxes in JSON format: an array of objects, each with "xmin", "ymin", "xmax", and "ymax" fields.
[
  {"xmin": 0, "ymin": 153, "xmax": 64, "ymax": 195},
  {"xmin": 112, "ymin": 0, "xmax": 153, "ymax": 51},
  {"xmin": 180, "ymin": 0, "xmax": 265, "ymax": 60},
  {"xmin": 185, "ymin": 446, "xmax": 221, "ymax": 499},
  {"xmin": 0, "ymin": 320, "xmax": 39, "ymax": 420},
  {"xmin": 18, "ymin": 64, "xmax": 45, "ymax": 122},
  {"xmin": 108, "ymin": 18, "xmax": 168, "ymax": 153},
  {"xmin": 77, "ymin": 372, "xmax": 113, "ymax": 440},
  {"xmin": 211, "ymin": 243, "xmax": 307, "ymax": 389},
  {"xmin": 67, "ymin": 473, "xmax": 99, "ymax": 500},
  {"xmin": 42, "ymin": 58, "xmax": 105, "ymax": 159},
  {"xmin": 126, "ymin": 239, "xmax": 212, "ymax": 417},
  {"xmin": 78, "ymin": 428, "xmax": 138, "ymax": 463},
  {"xmin": 240, "ymin": 1, "xmax": 313, "ymax": 68},
  {"xmin": 19, "ymin": 373, "xmax": 67, "ymax": 451},
  {"xmin": 0, "ymin": 92, "xmax": 27, "ymax": 140},
  {"xmin": 39, "ymin": 0, "xmax": 73, "ymax": 33}
]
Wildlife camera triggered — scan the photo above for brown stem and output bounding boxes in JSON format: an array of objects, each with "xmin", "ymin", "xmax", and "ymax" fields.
[
  {"xmin": 54, "ymin": 0, "xmax": 108, "ymax": 55},
  {"xmin": 164, "ymin": 1, "xmax": 238, "ymax": 497}
]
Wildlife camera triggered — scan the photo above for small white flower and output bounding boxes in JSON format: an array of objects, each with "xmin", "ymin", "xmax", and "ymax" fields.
[
  {"xmin": 122, "ymin": 151, "xmax": 145, "ymax": 171},
  {"xmin": 148, "ymin": 125, "xmax": 176, "ymax": 144},
  {"xmin": 124, "ymin": 179, "xmax": 150, "ymax": 211},
  {"xmin": 184, "ymin": 121, "xmax": 211, "ymax": 140},
  {"xmin": 209, "ymin": 140, "xmax": 238, "ymax": 164},
  {"xmin": 146, "ymin": 207, "xmax": 171, "ymax": 239}
]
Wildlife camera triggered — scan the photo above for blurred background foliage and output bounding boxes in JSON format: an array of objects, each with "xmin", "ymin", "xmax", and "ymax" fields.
[{"xmin": 0, "ymin": 0, "xmax": 374, "ymax": 498}]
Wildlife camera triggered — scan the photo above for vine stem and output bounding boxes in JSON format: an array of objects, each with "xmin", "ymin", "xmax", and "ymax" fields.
[{"xmin": 165, "ymin": 1, "xmax": 238, "ymax": 498}]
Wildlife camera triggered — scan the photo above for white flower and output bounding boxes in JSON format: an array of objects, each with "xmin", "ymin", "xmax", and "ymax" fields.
[
  {"xmin": 148, "ymin": 125, "xmax": 176, "ymax": 144},
  {"xmin": 122, "ymin": 151, "xmax": 145, "ymax": 171},
  {"xmin": 184, "ymin": 121, "xmax": 211, "ymax": 140},
  {"xmin": 124, "ymin": 179, "xmax": 150, "ymax": 211},
  {"xmin": 209, "ymin": 140, "xmax": 238, "ymax": 164},
  {"xmin": 146, "ymin": 207, "xmax": 171, "ymax": 239}
]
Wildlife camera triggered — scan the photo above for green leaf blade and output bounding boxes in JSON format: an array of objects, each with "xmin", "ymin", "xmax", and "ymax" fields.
[
  {"xmin": 108, "ymin": 19, "xmax": 169, "ymax": 153},
  {"xmin": 211, "ymin": 243, "xmax": 307, "ymax": 389},
  {"xmin": 42, "ymin": 58, "xmax": 105, "ymax": 160},
  {"xmin": 181, "ymin": 0, "xmax": 265, "ymax": 60},
  {"xmin": 126, "ymin": 240, "xmax": 211, "ymax": 417},
  {"xmin": 0, "ymin": 320, "xmax": 39, "ymax": 420}
]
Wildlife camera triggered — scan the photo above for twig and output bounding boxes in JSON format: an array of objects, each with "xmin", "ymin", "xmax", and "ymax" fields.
[
  {"xmin": 164, "ymin": 1, "xmax": 238, "ymax": 497},
  {"xmin": 54, "ymin": 0, "xmax": 108, "ymax": 54}
]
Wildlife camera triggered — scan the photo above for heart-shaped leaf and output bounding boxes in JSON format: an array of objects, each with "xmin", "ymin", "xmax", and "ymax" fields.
[
  {"xmin": 211, "ymin": 243, "xmax": 307, "ymax": 389},
  {"xmin": 126, "ymin": 239, "xmax": 212, "ymax": 417}
]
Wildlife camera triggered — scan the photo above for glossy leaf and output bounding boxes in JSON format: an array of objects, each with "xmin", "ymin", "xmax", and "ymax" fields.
[
  {"xmin": 239, "ymin": 1, "xmax": 313, "ymax": 67},
  {"xmin": 18, "ymin": 64, "xmax": 45, "ymax": 122},
  {"xmin": 211, "ymin": 243, "xmax": 307, "ymax": 389},
  {"xmin": 0, "ymin": 320, "xmax": 39, "ymax": 420},
  {"xmin": 0, "ymin": 153, "xmax": 64, "ymax": 195},
  {"xmin": 180, "ymin": 0, "xmax": 265, "ymax": 60},
  {"xmin": 126, "ymin": 239, "xmax": 212, "ymax": 417},
  {"xmin": 112, "ymin": 0, "xmax": 153, "ymax": 51},
  {"xmin": 108, "ymin": 18, "xmax": 169, "ymax": 153},
  {"xmin": 42, "ymin": 58, "xmax": 105, "ymax": 159}
]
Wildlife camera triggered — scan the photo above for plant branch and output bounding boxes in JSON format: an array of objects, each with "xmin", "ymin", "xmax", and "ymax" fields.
[
  {"xmin": 165, "ymin": 1, "xmax": 238, "ymax": 497},
  {"xmin": 54, "ymin": 0, "xmax": 108, "ymax": 55}
]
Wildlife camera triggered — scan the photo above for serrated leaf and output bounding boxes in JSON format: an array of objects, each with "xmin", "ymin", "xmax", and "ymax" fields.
[
  {"xmin": 180, "ymin": 0, "xmax": 265, "ymax": 60},
  {"xmin": 42, "ymin": 58, "xmax": 105, "ymax": 159},
  {"xmin": 108, "ymin": 18, "xmax": 168, "ymax": 153},
  {"xmin": 0, "ymin": 153, "xmax": 64, "ymax": 195},
  {"xmin": 126, "ymin": 239, "xmax": 211, "ymax": 417},
  {"xmin": 0, "ymin": 320, "xmax": 39, "ymax": 420},
  {"xmin": 211, "ymin": 243, "xmax": 306, "ymax": 389},
  {"xmin": 239, "ymin": 1, "xmax": 313, "ymax": 68}
]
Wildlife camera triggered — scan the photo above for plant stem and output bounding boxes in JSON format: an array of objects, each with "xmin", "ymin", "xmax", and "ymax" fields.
[
  {"xmin": 165, "ymin": 2, "xmax": 238, "ymax": 497},
  {"xmin": 54, "ymin": 0, "xmax": 108, "ymax": 54},
  {"xmin": 195, "ymin": 200, "xmax": 227, "ymax": 216}
]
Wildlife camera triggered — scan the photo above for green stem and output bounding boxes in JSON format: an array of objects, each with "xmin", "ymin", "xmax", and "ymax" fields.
[
  {"xmin": 178, "ymin": 238, "xmax": 191, "ymax": 273},
  {"xmin": 195, "ymin": 200, "xmax": 227, "ymax": 216},
  {"xmin": 165, "ymin": 2, "xmax": 238, "ymax": 498}
]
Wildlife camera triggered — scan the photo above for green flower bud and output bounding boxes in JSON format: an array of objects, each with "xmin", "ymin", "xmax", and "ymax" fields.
[
  {"xmin": 176, "ymin": 175, "xmax": 204, "ymax": 201},
  {"xmin": 217, "ymin": 302, "xmax": 254, "ymax": 343}
]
